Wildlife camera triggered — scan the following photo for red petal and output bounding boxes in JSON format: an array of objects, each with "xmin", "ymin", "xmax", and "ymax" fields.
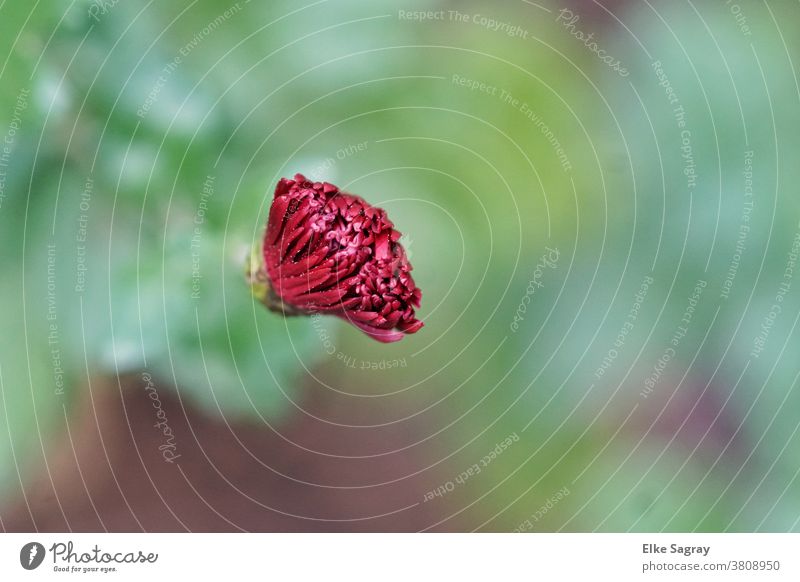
[
  {"xmin": 350, "ymin": 320, "xmax": 405, "ymax": 343},
  {"xmin": 398, "ymin": 319, "xmax": 424, "ymax": 334}
]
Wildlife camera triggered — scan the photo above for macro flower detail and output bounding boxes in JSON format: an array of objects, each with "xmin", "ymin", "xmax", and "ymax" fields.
[{"xmin": 250, "ymin": 174, "xmax": 423, "ymax": 343}]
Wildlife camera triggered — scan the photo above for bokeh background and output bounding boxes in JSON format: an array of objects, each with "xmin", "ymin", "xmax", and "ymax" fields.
[{"xmin": 1, "ymin": 0, "xmax": 800, "ymax": 532}]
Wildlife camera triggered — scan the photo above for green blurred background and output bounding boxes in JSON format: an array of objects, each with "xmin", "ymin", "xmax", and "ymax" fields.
[{"xmin": 1, "ymin": 0, "xmax": 800, "ymax": 531}]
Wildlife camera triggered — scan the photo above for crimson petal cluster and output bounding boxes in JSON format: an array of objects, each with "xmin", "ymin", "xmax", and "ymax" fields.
[{"xmin": 262, "ymin": 174, "xmax": 423, "ymax": 343}]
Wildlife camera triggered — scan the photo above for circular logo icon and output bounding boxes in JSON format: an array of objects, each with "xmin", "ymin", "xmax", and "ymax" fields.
[{"xmin": 20, "ymin": 542, "xmax": 46, "ymax": 570}]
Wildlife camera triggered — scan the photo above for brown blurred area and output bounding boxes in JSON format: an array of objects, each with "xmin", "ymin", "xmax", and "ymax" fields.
[{"xmin": 0, "ymin": 375, "xmax": 452, "ymax": 532}]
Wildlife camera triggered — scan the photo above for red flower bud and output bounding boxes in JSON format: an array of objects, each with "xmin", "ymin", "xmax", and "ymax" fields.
[{"xmin": 257, "ymin": 174, "xmax": 423, "ymax": 343}]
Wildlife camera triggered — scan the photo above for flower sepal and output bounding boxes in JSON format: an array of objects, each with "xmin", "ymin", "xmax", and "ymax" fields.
[{"xmin": 245, "ymin": 244, "xmax": 304, "ymax": 317}]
